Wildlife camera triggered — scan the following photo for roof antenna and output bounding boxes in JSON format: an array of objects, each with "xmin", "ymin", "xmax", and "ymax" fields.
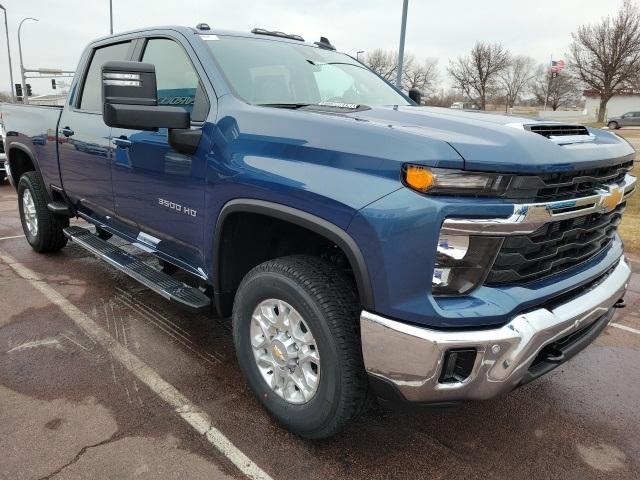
[{"xmin": 314, "ymin": 37, "xmax": 336, "ymax": 50}]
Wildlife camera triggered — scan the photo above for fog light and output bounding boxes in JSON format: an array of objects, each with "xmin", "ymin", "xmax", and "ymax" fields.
[
  {"xmin": 439, "ymin": 348, "xmax": 477, "ymax": 383},
  {"xmin": 432, "ymin": 234, "xmax": 503, "ymax": 296}
]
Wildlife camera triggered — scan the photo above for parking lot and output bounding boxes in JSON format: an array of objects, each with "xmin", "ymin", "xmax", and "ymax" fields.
[{"xmin": 1, "ymin": 176, "xmax": 640, "ymax": 479}]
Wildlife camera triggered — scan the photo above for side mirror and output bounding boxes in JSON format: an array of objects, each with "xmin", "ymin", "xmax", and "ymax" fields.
[
  {"xmin": 102, "ymin": 61, "xmax": 190, "ymax": 130},
  {"xmin": 408, "ymin": 88, "xmax": 422, "ymax": 105}
]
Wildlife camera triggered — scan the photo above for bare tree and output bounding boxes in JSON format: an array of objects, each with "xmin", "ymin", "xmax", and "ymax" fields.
[
  {"xmin": 364, "ymin": 49, "xmax": 398, "ymax": 82},
  {"xmin": 500, "ymin": 55, "xmax": 536, "ymax": 112},
  {"xmin": 570, "ymin": 0, "xmax": 640, "ymax": 122},
  {"xmin": 403, "ymin": 58, "xmax": 439, "ymax": 95},
  {"xmin": 364, "ymin": 50, "xmax": 439, "ymax": 94},
  {"xmin": 447, "ymin": 42, "xmax": 510, "ymax": 110},
  {"xmin": 425, "ymin": 88, "xmax": 464, "ymax": 107},
  {"xmin": 531, "ymin": 65, "xmax": 580, "ymax": 111}
]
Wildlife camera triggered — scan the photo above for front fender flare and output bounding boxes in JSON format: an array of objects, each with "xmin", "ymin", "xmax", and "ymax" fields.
[{"xmin": 213, "ymin": 199, "xmax": 374, "ymax": 316}]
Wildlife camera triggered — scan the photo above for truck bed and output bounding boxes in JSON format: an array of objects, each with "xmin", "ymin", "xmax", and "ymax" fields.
[{"xmin": 1, "ymin": 102, "xmax": 63, "ymax": 188}]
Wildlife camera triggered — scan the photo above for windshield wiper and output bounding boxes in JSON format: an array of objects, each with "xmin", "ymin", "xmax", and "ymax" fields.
[
  {"xmin": 257, "ymin": 102, "xmax": 364, "ymax": 110},
  {"xmin": 257, "ymin": 103, "xmax": 312, "ymax": 109}
]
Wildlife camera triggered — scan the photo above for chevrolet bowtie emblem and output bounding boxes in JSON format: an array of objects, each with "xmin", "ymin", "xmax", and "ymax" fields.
[
  {"xmin": 600, "ymin": 186, "xmax": 624, "ymax": 211},
  {"xmin": 272, "ymin": 345, "xmax": 285, "ymax": 362}
]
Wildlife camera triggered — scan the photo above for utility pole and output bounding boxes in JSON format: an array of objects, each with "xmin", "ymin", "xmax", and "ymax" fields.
[
  {"xmin": 18, "ymin": 17, "xmax": 38, "ymax": 104},
  {"xmin": 396, "ymin": 0, "xmax": 409, "ymax": 89},
  {"xmin": 0, "ymin": 4, "xmax": 15, "ymax": 102},
  {"xmin": 109, "ymin": 0, "xmax": 113, "ymax": 34}
]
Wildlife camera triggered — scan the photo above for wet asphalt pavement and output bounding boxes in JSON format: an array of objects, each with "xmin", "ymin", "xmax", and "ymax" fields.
[{"xmin": 1, "ymin": 182, "xmax": 639, "ymax": 480}]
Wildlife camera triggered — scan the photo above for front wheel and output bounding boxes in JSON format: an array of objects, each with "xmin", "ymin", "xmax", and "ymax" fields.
[
  {"xmin": 232, "ymin": 255, "xmax": 368, "ymax": 439},
  {"xmin": 18, "ymin": 171, "xmax": 68, "ymax": 253},
  {"xmin": 608, "ymin": 121, "xmax": 619, "ymax": 130}
]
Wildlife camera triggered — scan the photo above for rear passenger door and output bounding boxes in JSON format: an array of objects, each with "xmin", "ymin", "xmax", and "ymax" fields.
[
  {"xmin": 110, "ymin": 36, "xmax": 211, "ymax": 269},
  {"xmin": 58, "ymin": 41, "xmax": 133, "ymax": 217}
]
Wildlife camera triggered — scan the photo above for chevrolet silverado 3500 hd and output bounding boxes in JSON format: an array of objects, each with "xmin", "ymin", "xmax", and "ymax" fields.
[{"xmin": 1, "ymin": 25, "xmax": 636, "ymax": 439}]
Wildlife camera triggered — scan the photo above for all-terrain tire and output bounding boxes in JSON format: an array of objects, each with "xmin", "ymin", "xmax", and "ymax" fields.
[
  {"xmin": 232, "ymin": 254, "xmax": 368, "ymax": 439},
  {"xmin": 18, "ymin": 171, "xmax": 68, "ymax": 253}
]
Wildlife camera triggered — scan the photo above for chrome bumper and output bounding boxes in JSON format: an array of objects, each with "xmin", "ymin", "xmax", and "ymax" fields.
[{"xmin": 361, "ymin": 257, "xmax": 631, "ymax": 403}]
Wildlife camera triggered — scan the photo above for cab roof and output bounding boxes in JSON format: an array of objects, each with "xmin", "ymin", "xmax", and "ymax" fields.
[{"xmin": 93, "ymin": 25, "xmax": 331, "ymax": 51}]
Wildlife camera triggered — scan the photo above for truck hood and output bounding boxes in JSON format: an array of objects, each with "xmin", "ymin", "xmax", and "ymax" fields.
[{"xmin": 348, "ymin": 106, "xmax": 636, "ymax": 173}]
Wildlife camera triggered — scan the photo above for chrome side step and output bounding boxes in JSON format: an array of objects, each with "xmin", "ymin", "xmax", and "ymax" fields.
[{"xmin": 63, "ymin": 226, "xmax": 210, "ymax": 313}]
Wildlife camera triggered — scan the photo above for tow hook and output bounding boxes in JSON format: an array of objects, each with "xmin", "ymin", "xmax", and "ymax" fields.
[{"xmin": 613, "ymin": 298, "xmax": 626, "ymax": 309}]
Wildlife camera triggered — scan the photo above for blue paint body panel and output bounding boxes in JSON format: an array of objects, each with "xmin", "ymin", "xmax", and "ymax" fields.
[{"xmin": 1, "ymin": 26, "xmax": 636, "ymax": 329}]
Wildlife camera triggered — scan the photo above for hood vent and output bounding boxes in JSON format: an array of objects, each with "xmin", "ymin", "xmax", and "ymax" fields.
[
  {"xmin": 526, "ymin": 124, "xmax": 589, "ymax": 137},
  {"xmin": 524, "ymin": 124, "xmax": 594, "ymax": 145}
]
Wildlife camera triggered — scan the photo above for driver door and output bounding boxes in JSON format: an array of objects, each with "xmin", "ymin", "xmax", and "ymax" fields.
[{"xmin": 110, "ymin": 36, "xmax": 212, "ymax": 268}]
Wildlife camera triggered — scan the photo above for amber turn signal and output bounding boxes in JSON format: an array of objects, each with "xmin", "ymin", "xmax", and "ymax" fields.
[{"xmin": 404, "ymin": 165, "xmax": 434, "ymax": 191}]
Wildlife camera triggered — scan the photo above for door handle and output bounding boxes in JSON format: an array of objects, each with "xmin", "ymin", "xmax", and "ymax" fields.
[
  {"xmin": 112, "ymin": 136, "xmax": 132, "ymax": 149},
  {"xmin": 60, "ymin": 126, "xmax": 74, "ymax": 137}
]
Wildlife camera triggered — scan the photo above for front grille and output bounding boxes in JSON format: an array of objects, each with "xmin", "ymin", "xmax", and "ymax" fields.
[
  {"xmin": 503, "ymin": 160, "xmax": 633, "ymax": 202},
  {"xmin": 526, "ymin": 124, "xmax": 590, "ymax": 138},
  {"xmin": 486, "ymin": 203, "xmax": 625, "ymax": 285}
]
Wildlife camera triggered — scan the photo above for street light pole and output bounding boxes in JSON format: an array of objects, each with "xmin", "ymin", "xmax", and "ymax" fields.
[
  {"xmin": 396, "ymin": 0, "xmax": 409, "ymax": 89},
  {"xmin": 18, "ymin": 17, "xmax": 38, "ymax": 104},
  {"xmin": 109, "ymin": 0, "xmax": 113, "ymax": 34},
  {"xmin": 0, "ymin": 4, "xmax": 15, "ymax": 102}
]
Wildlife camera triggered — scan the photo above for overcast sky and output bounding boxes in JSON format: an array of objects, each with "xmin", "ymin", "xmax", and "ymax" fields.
[{"xmin": 0, "ymin": 0, "xmax": 636, "ymax": 96}]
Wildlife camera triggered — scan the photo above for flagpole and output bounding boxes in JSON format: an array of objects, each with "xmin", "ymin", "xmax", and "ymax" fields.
[{"xmin": 543, "ymin": 54, "xmax": 552, "ymax": 112}]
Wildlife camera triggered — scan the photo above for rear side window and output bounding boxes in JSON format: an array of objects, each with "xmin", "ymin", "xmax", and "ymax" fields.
[
  {"xmin": 79, "ymin": 41, "xmax": 131, "ymax": 112},
  {"xmin": 142, "ymin": 38, "xmax": 208, "ymax": 121}
]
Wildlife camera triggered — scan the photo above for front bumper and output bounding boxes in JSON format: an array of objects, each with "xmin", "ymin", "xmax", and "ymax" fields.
[{"xmin": 361, "ymin": 256, "xmax": 631, "ymax": 403}]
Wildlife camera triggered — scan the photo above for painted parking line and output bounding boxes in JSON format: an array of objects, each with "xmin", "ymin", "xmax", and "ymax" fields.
[
  {"xmin": 611, "ymin": 322, "xmax": 640, "ymax": 336},
  {"xmin": 0, "ymin": 234, "xmax": 25, "ymax": 241},
  {"xmin": 0, "ymin": 248, "xmax": 273, "ymax": 480}
]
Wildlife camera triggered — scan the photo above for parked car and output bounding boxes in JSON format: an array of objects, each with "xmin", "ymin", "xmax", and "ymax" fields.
[
  {"xmin": 607, "ymin": 111, "xmax": 640, "ymax": 129},
  {"xmin": 0, "ymin": 121, "xmax": 6, "ymax": 182},
  {"xmin": 1, "ymin": 25, "xmax": 636, "ymax": 439}
]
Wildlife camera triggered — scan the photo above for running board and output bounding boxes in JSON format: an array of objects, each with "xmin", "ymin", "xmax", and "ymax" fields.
[{"xmin": 63, "ymin": 226, "xmax": 210, "ymax": 313}]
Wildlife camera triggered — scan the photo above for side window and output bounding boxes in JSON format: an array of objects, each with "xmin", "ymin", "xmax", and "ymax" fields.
[
  {"xmin": 79, "ymin": 42, "xmax": 131, "ymax": 111},
  {"xmin": 142, "ymin": 38, "xmax": 208, "ymax": 121}
]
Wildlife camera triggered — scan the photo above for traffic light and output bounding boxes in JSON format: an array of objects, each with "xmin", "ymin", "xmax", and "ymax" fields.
[
  {"xmin": 51, "ymin": 79, "xmax": 57, "ymax": 90},
  {"xmin": 15, "ymin": 83, "xmax": 22, "ymax": 98},
  {"xmin": 26, "ymin": 84, "xmax": 32, "ymax": 97}
]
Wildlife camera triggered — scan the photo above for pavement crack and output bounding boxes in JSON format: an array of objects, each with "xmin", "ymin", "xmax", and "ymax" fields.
[{"xmin": 37, "ymin": 430, "xmax": 124, "ymax": 479}]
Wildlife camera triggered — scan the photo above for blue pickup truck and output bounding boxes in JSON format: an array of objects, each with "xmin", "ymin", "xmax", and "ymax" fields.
[{"xmin": 1, "ymin": 25, "xmax": 636, "ymax": 439}]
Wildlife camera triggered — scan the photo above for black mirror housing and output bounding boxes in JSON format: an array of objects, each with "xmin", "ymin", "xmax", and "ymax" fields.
[
  {"xmin": 408, "ymin": 88, "xmax": 422, "ymax": 105},
  {"xmin": 102, "ymin": 61, "xmax": 190, "ymax": 130}
]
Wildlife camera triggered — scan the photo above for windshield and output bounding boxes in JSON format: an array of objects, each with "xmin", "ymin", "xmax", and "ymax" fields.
[{"xmin": 204, "ymin": 36, "xmax": 410, "ymax": 107}]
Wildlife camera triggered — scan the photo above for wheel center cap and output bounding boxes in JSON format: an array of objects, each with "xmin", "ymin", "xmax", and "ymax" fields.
[{"xmin": 270, "ymin": 340, "xmax": 288, "ymax": 366}]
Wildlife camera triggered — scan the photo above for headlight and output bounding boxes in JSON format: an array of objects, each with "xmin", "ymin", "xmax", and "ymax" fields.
[
  {"xmin": 433, "ymin": 234, "xmax": 503, "ymax": 296},
  {"xmin": 403, "ymin": 165, "xmax": 513, "ymax": 196}
]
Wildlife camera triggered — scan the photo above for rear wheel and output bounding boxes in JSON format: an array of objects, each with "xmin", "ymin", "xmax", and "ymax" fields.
[
  {"xmin": 232, "ymin": 255, "xmax": 368, "ymax": 439},
  {"xmin": 608, "ymin": 121, "xmax": 619, "ymax": 130},
  {"xmin": 18, "ymin": 171, "xmax": 68, "ymax": 253}
]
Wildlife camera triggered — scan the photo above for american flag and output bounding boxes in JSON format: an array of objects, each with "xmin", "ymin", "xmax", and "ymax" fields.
[{"xmin": 551, "ymin": 59, "xmax": 566, "ymax": 73}]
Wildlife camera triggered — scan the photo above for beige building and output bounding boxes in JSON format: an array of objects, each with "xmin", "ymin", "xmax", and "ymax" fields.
[{"xmin": 584, "ymin": 89, "xmax": 640, "ymax": 119}]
